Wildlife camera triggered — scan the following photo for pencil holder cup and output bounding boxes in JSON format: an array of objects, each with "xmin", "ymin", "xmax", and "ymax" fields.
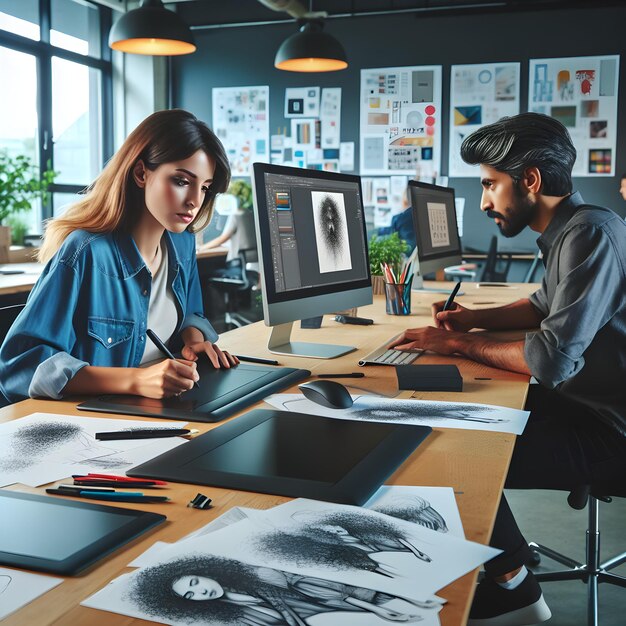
[{"xmin": 384, "ymin": 281, "xmax": 412, "ymax": 315}]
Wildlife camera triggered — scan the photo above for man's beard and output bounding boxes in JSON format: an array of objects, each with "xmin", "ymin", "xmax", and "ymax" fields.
[{"xmin": 487, "ymin": 182, "xmax": 538, "ymax": 238}]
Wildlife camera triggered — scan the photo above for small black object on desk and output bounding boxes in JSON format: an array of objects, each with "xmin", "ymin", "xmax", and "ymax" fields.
[
  {"xmin": 396, "ymin": 364, "xmax": 463, "ymax": 392},
  {"xmin": 334, "ymin": 314, "xmax": 374, "ymax": 325},
  {"xmin": 299, "ymin": 380, "xmax": 354, "ymax": 409}
]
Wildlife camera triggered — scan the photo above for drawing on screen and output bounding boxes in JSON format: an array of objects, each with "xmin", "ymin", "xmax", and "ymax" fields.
[
  {"xmin": 311, "ymin": 191, "xmax": 352, "ymax": 273},
  {"xmin": 371, "ymin": 495, "xmax": 449, "ymax": 533},
  {"xmin": 127, "ymin": 555, "xmax": 427, "ymax": 625},
  {"xmin": 426, "ymin": 202, "xmax": 450, "ymax": 248}
]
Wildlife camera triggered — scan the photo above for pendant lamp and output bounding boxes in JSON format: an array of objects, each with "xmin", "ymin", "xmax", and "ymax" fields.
[
  {"xmin": 109, "ymin": 0, "xmax": 196, "ymax": 56},
  {"xmin": 275, "ymin": 20, "xmax": 347, "ymax": 72}
]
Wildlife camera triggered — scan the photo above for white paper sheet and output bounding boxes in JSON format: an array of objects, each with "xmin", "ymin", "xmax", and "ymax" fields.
[
  {"xmin": 0, "ymin": 413, "xmax": 187, "ymax": 487},
  {"xmin": 449, "ymin": 63, "xmax": 520, "ymax": 177},
  {"xmin": 285, "ymin": 86, "xmax": 320, "ymax": 118},
  {"xmin": 340, "ymin": 141, "xmax": 355, "ymax": 171},
  {"xmin": 528, "ymin": 55, "xmax": 619, "ymax": 176},
  {"xmin": 0, "ymin": 568, "xmax": 63, "ymax": 620},
  {"xmin": 265, "ymin": 394, "xmax": 530, "ymax": 435},
  {"xmin": 364, "ymin": 486, "xmax": 465, "ymax": 539},
  {"xmin": 83, "ymin": 499, "xmax": 458, "ymax": 625}
]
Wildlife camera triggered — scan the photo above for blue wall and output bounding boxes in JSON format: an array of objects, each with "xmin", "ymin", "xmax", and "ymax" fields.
[{"xmin": 173, "ymin": 5, "xmax": 626, "ymax": 255}]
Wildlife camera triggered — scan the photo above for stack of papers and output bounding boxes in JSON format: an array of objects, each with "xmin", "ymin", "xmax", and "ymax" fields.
[{"xmin": 83, "ymin": 486, "xmax": 499, "ymax": 626}]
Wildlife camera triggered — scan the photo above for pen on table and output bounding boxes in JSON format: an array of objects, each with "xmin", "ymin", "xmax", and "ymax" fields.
[
  {"xmin": 72, "ymin": 473, "xmax": 167, "ymax": 485},
  {"xmin": 146, "ymin": 328, "xmax": 199, "ymax": 388},
  {"xmin": 95, "ymin": 428, "xmax": 197, "ymax": 441},
  {"xmin": 316, "ymin": 373, "xmax": 365, "ymax": 379},
  {"xmin": 234, "ymin": 355, "xmax": 280, "ymax": 366},
  {"xmin": 72, "ymin": 473, "xmax": 167, "ymax": 488},
  {"xmin": 46, "ymin": 488, "xmax": 169, "ymax": 503},
  {"xmin": 442, "ymin": 281, "xmax": 462, "ymax": 312}
]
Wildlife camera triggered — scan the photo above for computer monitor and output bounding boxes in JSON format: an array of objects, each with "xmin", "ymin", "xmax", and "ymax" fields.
[
  {"xmin": 251, "ymin": 163, "xmax": 372, "ymax": 358},
  {"xmin": 409, "ymin": 180, "xmax": 463, "ymax": 291}
]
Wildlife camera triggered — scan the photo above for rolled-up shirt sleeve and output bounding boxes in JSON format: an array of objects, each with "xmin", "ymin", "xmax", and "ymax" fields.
[
  {"xmin": 524, "ymin": 223, "xmax": 623, "ymax": 388},
  {"xmin": 0, "ymin": 259, "xmax": 86, "ymax": 402}
]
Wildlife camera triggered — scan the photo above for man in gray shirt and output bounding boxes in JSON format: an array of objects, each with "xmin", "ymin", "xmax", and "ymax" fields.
[{"xmin": 390, "ymin": 113, "xmax": 626, "ymax": 626}]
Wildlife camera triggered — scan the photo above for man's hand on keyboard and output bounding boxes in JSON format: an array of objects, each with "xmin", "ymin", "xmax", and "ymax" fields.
[{"xmin": 388, "ymin": 326, "xmax": 463, "ymax": 356}]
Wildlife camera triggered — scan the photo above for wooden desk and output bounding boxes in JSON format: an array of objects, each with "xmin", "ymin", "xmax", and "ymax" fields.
[
  {"xmin": 196, "ymin": 245, "xmax": 228, "ymax": 260},
  {"xmin": 0, "ymin": 263, "xmax": 44, "ymax": 297},
  {"xmin": 1, "ymin": 283, "xmax": 536, "ymax": 626}
]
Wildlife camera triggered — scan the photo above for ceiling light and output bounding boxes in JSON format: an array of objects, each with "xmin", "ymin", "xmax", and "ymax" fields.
[
  {"xmin": 275, "ymin": 20, "xmax": 347, "ymax": 72},
  {"xmin": 109, "ymin": 0, "xmax": 196, "ymax": 56}
]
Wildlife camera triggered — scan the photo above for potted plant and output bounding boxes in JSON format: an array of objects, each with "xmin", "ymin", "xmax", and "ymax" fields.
[
  {"xmin": 368, "ymin": 232, "xmax": 409, "ymax": 295},
  {"xmin": 0, "ymin": 151, "xmax": 57, "ymax": 261},
  {"xmin": 228, "ymin": 178, "xmax": 253, "ymax": 211}
]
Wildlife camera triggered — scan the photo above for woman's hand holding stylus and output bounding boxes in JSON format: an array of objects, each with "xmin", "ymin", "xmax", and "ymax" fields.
[{"xmin": 133, "ymin": 358, "xmax": 199, "ymax": 398}]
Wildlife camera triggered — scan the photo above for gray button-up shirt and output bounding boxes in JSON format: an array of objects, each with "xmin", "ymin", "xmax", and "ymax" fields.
[{"xmin": 525, "ymin": 192, "xmax": 626, "ymax": 435}]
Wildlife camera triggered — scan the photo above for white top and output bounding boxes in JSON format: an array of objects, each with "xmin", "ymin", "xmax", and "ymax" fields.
[{"xmin": 140, "ymin": 244, "xmax": 178, "ymax": 365}]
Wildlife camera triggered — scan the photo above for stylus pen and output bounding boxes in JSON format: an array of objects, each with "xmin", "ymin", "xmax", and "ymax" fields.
[
  {"xmin": 443, "ymin": 281, "xmax": 462, "ymax": 311},
  {"xmin": 95, "ymin": 428, "xmax": 193, "ymax": 440},
  {"xmin": 235, "ymin": 355, "xmax": 280, "ymax": 366},
  {"xmin": 146, "ymin": 328, "xmax": 199, "ymax": 388},
  {"xmin": 316, "ymin": 373, "xmax": 365, "ymax": 379},
  {"xmin": 46, "ymin": 489, "xmax": 169, "ymax": 503}
]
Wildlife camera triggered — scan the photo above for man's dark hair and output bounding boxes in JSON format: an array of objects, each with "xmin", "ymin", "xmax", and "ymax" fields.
[{"xmin": 460, "ymin": 112, "xmax": 576, "ymax": 196}]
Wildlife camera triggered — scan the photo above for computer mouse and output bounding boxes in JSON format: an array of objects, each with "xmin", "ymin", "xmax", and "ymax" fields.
[{"xmin": 298, "ymin": 380, "xmax": 354, "ymax": 409}]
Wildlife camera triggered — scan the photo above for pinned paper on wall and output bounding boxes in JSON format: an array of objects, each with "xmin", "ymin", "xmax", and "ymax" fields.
[
  {"xmin": 212, "ymin": 86, "xmax": 269, "ymax": 176},
  {"xmin": 360, "ymin": 65, "xmax": 442, "ymax": 178},
  {"xmin": 320, "ymin": 87, "xmax": 341, "ymax": 149},
  {"xmin": 528, "ymin": 55, "xmax": 619, "ymax": 176},
  {"xmin": 449, "ymin": 63, "xmax": 520, "ymax": 177},
  {"xmin": 339, "ymin": 141, "xmax": 355, "ymax": 171},
  {"xmin": 285, "ymin": 86, "xmax": 320, "ymax": 118}
]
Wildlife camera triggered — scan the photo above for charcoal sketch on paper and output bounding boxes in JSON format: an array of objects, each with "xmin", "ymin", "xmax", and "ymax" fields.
[
  {"xmin": 126, "ymin": 555, "xmax": 428, "ymax": 625},
  {"xmin": 254, "ymin": 508, "xmax": 439, "ymax": 586},
  {"xmin": 311, "ymin": 191, "xmax": 352, "ymax": 273},
  {"xmin": 370, "ymin": 495, "xmax": 449, "ymax": 533}
]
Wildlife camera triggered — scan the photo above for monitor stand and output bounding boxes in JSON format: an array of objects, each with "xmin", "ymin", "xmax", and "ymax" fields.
[
  {"xmin": 410, "ymin": 272, "xmax": 463, "ymax": 295},
  {"xmin": 268, "ymin": 322, "xmax": 356, "ymax": 359}
]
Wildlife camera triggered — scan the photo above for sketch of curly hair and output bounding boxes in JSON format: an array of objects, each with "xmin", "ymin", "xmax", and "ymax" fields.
[{"xmin": 317, "ymin": 195, "xmax": 345, "ymax": 259}]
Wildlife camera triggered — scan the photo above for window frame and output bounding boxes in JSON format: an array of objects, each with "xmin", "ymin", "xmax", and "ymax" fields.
[{"xmin": 0, "ymin": 0, "xmax": 113, "ymax": 226}]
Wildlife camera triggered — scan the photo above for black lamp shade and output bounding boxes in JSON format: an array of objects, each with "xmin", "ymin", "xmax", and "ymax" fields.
[
  {"xmin": 275, "ymin": 21, "xmax": 348, "ymax": 72},
  {"xmin": 109, "ymin": 0, "xmax": 196, "ymax": 56}
]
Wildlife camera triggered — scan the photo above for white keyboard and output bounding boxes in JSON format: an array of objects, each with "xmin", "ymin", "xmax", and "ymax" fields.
[{"xmin": 358, "ymin": 334, "xmax": 423, "ymax": 366}]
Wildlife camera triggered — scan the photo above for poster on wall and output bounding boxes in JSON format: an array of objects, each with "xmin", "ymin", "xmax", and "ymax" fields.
[
  {"xmin": 320, "ymin": 87, "xmax": 341, "ymax": 149},
  {"xmin": 284, "ymin": 87, "xmax": 320, "ymax": 118},
  {"xmin": 212, "ymin": 86, "xmax": 269, "ymax": 176},
  {"xmin": 528, "ymin": 55, "xmax": 619, "ymax": 176},
  {"xmin": 449, "ymin": 63, "xmax": 520, "ymax": 177},
  {"xmin": 360, "ymin": 65, "xmax": 442, "ymax": 178}
]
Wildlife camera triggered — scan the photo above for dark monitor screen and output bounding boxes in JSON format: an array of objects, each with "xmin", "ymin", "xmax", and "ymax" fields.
[
  {"xmin": 252, "ymin": 164, "xmax": 371, "ymax": 310},
  {"xmin": 409, "ymin": 180, "xmax": 462, "ymax": 275}
]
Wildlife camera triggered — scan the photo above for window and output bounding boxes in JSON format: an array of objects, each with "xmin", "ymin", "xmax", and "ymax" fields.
[{"xmin": 0, "ymin": 0, "xmax": 113, "ymax": 234}]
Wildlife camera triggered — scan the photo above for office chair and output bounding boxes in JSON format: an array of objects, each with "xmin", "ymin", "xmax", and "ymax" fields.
[
  {"xmin": 206, "ymin": 212, "xmax": 259, "ymax": 329},
  {"xmin": 523, "ymin": 250, "xmax": 543, "ymax": 283},
  {"xmin": 207, "ymin": 251, "xmax": 259, "ymax": 329},
  {"xmin": 528, "ymin": 484, "xmax": 626, "ymax": 626},
  {"xmin": 0, "ymin": 304, "xmax": 25, "ymax": 407},
  {"xmin": 0, "ymin": 304, "xmax": 25, "ymax": 344},
  {"xmin": 480, "ymin": 236, "xmax": 512, "ymax": 282}
]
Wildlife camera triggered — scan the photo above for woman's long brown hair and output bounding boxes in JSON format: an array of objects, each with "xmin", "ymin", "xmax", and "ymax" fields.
[{"xmin": 39, "ymin": 109, "xmax": 231, "ymax": 263}]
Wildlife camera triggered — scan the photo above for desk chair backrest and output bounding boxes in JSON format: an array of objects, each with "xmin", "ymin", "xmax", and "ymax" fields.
[
  {"xmin": 480, "ymin": 236, "xmax": 512, "ymax": 282},
  {"xmin": 235, "ymin": 211, "xmax": 258, "ymax": 264},
  {"xmin": 0, "ymin": 304, "xmax": 25, "ymax": 345}
]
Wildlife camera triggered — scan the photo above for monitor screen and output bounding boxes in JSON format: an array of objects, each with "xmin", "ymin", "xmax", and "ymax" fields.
[
  {"xmin": 252, "ymin": 164, "xmax": 372, "ymax": 327},
  {"xmin": 409, "ymin": 180, "xmax": 462, "ymax": 276}
]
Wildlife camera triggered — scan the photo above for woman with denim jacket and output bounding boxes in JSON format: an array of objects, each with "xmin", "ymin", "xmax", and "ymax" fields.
[{"xmin": 0, "ymin": 109, "xmax": 239, "ymax": 404}]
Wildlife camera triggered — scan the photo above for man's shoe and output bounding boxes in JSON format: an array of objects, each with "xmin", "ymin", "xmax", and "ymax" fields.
[{"xmin": 467, "ymin": 570, "xmax": 551, "ymax": 626}]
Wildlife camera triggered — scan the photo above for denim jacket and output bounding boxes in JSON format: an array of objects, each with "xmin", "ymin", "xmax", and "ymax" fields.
[{"xmin": 0, "ymin": 229, "xmax": 217, "ymax": 403}]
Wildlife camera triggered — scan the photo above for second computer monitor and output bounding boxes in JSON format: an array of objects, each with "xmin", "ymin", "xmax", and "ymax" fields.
[
  {"xmin": 252, "ymin": 163, "xmax": 372, "ymax": 358},
  {"xmin": 409, "ymin": 180, "xmax": 462, "ymax": 282}
]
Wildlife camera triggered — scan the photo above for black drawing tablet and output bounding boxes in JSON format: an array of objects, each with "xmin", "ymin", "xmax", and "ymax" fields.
[
  {"xmin": 129, "ymin": 409, "xmax": 432, "ymax": 505},
  {"xmin": 77, "ymin": 361, "xmax": 310, "ymax": 423},
  {"xmin": 0, "ymin": 490, "xmax": 165, "ymax": 575}
]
